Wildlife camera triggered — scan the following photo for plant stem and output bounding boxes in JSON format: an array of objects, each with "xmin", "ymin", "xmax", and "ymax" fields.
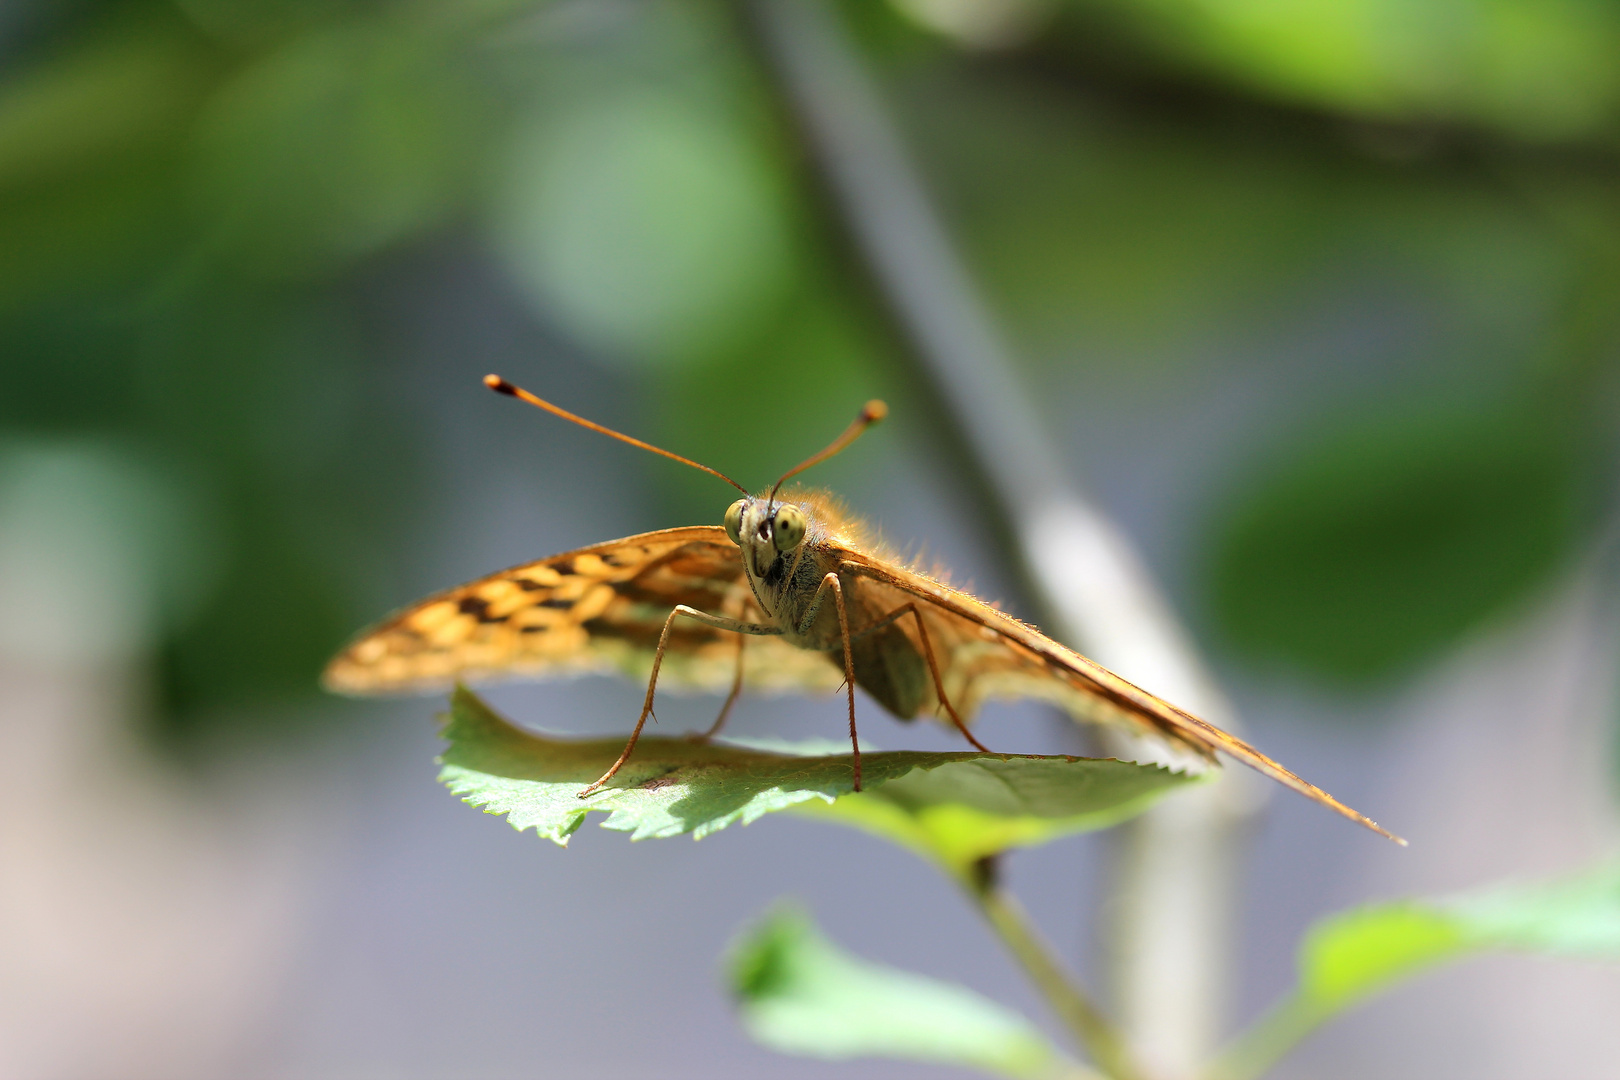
[{"xmin": 964, "ymin": 858, "xmax": 1148, "ymax": 1080}]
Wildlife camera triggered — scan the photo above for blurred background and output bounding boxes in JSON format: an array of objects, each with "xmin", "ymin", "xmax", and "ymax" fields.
[{"xmin": 1, "ymin": 0, "xmax": 1617, "ymax": 1077}]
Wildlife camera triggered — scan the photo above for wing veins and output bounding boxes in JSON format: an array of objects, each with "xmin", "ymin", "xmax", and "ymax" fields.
[{"xmin": 836, "ymin": 553, "xmax": 1404, "ymax": 844}]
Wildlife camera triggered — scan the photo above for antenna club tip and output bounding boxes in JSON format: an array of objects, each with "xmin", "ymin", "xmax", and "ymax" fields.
[
  {"xmin": 862, "ymin": 400, "xmax": 889, "ymax": 423},
  {"xmin": 484, "ymin": 374, "xmax": 516, "ymax": 395}
]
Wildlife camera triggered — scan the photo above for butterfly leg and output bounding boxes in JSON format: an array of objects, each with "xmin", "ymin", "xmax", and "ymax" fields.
[
  {"xmin": 849, "ymin": 602, "xmax": 991, "ymax": 753},
  {"xmin": 799, "ymin": 572, "xmax": 864, "ymax": 790},
  {"xmin": 693, "ymin": 632, "xmax": 745, "ymax": 742},
  {"xmin": 579, "ymin": 606, "xmax": 782, "ymax": 798}
]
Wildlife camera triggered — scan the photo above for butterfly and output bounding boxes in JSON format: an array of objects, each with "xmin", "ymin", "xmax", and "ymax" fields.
[{"xmin": 324, "ymin": 376, "xmax": 1403, "ymax": 844}]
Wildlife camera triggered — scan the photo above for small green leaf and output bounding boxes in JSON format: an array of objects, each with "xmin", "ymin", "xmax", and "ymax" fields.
[
  {"xmin": 438, "ymin": 687, "xmax": 1191, "ymax": 847},
  {"xmin": 1295, "ymin": 904, "xmax": 1469, "ymax": 1014},
  {"xmin": 1215, "ymin": 861, "xmax": 1620, "ymax": 1080},
  {"xmin": 1302, "ymin": 861, "xmax": 1620, "ymax": 1012},
  {"xmin": 729, "ymin": 906, "xmax": 1074, "ymax": 1079}
]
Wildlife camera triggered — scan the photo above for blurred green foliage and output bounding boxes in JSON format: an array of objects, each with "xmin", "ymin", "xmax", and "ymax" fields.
[
  {"xmin": 1, "ymin": 0, "xmax": 1616, "ymax": 742},
  {"xmin": 1058, "ymin": 0, "xmax": 1620, "ymax": 140},
  {"xmin": 730, "ymin": 906, "xmax": 1072, "ymax": 1079},
  {"xmin": 1208, "ymin": 401, "xmax": 1591, "ymax": 680},
  {"xmin": 0, "ymin": 0, "xmax": 496, "ymax": 735},
  {"xmin": 729, "ymin": 862, "xmax": 1620, "ymax": 1079},
  {"xmin": 1212, "ymin": 860, "xmax": 1620, "ymax": 1079}
]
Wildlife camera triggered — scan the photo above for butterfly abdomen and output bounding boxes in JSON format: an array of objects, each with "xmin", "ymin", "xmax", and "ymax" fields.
[{"xmin": 848, "ymin": 622, "xmax": 929, "ymax": 720}]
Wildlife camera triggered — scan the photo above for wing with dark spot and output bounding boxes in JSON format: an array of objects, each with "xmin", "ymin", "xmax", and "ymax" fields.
[{"xmin": 324, "ymin": 527, "xmax": 841, "ymax": 697}]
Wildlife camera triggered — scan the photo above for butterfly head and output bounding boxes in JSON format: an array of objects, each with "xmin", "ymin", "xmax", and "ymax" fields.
[{"xmin": 725, "ymin": 497, "xmax": 808, "ymax": 578}]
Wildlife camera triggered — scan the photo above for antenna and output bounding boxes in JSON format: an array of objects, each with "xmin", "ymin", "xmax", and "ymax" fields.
[
  {"xmin": 767, "ymin": 399, "xmax": 888, "ymax": 509},
  {"xmin": 485, "ymin": 375, "xmax": 748, "ymax": 495}
]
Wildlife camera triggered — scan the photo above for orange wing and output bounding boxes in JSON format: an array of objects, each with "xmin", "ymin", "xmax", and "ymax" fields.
[
  {"xmin": 324, "ymin": 527, "xmax": 841, "ymax": 698},
  {"xmin": 834, "ymin": 547, "xmax": 1403, "ymax": 844}
]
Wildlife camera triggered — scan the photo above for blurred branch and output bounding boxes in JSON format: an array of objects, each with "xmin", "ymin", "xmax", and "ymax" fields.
[{"xmin": 743, "ymin": 1, "xmax": 1263, "ymax": 1075}]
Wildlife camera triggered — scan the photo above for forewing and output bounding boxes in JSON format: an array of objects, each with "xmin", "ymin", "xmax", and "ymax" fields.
[
  {"xmin": 325, "ymin": 527, "xmax": 841, "ymax": 698},
  {"xmin": 837, "ymin": 549, "xmax": 1403, "ymax": 843}
]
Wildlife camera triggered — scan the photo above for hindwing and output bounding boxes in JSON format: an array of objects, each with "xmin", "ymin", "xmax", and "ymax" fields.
[{"xmin": 833, "ymin": 547, "xmax": 1401, "ymax": 843}]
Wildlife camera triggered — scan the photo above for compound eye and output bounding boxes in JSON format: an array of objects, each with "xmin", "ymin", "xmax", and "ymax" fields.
[
  {"xmin": 772, "ymin": 504, "xmax": 806, "ymax": 553},
  {"xmin": 723, "ymin": 500, "xmax": 747, "ymax": 545}
]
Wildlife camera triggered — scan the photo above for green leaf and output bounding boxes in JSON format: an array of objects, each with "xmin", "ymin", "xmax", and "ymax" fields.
[
  {"xmin": 1293, "ymin": 904, "xmax": 1469, "ymax": 1014},
  {"xmin": 1303, "ymin": 860, "xmax": 1620, "ymax": 1010},
  {"xmin": 791, "ymin": 750, "xmax": 1196, "ymax": 874},
  {"xmin": 729, "ymin": 905, "xmax": 1077, "ymax": 1079},
  {"xmin": 1214, "ymin": 860, "xmax": 1620, "ymax": 1080},
  {"xmin": 438, "ymin": 687, "xmax": 1192, "ymax": 848}
]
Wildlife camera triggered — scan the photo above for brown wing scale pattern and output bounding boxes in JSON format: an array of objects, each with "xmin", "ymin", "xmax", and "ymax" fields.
[
  {"xmin": 836, "ymin": 549, "xmax": 1402, "ymax": 843},
  {"xmin": 324, "ymin": 527, "xmax": 840, "ymax": 698}
]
